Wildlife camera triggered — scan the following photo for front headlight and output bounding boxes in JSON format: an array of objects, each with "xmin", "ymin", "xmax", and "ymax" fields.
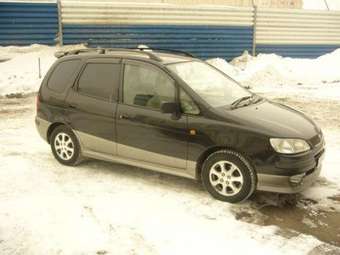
[{"xmin": 270, "ymin": 138, "xmax": 311, "ymax": 154}]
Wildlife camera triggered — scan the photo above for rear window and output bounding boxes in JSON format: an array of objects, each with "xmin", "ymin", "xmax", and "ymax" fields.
[
  {"xmin": 47, "ymin": 59, "xmax": 80, "ymax": 93},
  {"xmin": 77, "ymin": 63, "xmax": 120, "ymax": 100}
]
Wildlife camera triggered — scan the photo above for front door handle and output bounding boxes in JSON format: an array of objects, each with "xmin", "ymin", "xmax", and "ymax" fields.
[{"xmin": 119, "ymin": 114, "xmax": 130, "ymax": 120}]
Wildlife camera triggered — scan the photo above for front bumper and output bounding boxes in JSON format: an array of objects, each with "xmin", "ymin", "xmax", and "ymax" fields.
[{"xmin": 257, "ymin": 147, "xmax": 325, "ymax": 194}]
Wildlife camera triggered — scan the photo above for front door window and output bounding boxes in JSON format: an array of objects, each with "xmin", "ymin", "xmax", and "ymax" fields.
[{"xmin": 123, "ymin": 64, "xmax": 175, "ymax": 110}]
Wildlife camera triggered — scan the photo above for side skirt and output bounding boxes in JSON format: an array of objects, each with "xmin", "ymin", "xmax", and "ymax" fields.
[{"xmin": 82, "ymin": 149, "xmax": 197, "ymax": 180}]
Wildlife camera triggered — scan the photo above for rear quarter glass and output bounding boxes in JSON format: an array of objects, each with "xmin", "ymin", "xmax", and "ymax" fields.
[{"xmin": 47, "ymin": 59, "xmax": 81, "ymax": 93}]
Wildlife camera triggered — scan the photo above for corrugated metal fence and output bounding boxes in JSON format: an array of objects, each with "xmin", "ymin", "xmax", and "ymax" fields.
[
  {"xmin": 256, "ymin": 8, "xmax": 340, "ymax": 58},
  {"xmin": 1, "ymin": 0, "xmax": 340, "ymax": 59},
  {"xmin": 0, "ymin": 0, "xmax": 58, "ymax": 45},
  {"xmin": 61, "ymin": 2, "xmax": 254, "ymax": 60}
]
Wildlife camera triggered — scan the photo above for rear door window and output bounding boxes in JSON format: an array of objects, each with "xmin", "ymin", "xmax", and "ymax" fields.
[
  {"xmin": 77, "ymin": 63, "xmax": 120, "ymax": 100},
  {"xmin": 47, "ymin": 59, "xmax": 80, "ymax": 93}
]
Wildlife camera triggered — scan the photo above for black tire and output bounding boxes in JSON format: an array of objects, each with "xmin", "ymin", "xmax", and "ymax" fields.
[
  {"xmin": 201, "ymin": 149, "xmax": 257, "ymax": 203},
  {"xmin": 50, "ymin": 125, "xmax": 81, "ymax": 166}
]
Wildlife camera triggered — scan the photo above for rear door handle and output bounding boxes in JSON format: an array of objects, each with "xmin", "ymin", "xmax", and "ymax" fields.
[{"xmin": 68, "ymin": 103, "xmax": 78, "ymax": 109}]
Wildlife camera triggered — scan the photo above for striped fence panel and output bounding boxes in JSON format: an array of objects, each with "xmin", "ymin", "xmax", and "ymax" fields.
[
  {"xmin": 1, "ymin": 0, "xmax": 340, "ymax": 60},
  {"xmin": 256, "ymin": 8, "xmax": 340, "ymax": 58},
  {"xmin": 61, "ymin": 1, "xmax": 254, "ymax": 60},
  {"xmin": 0, "ymin": 0, "xmax": 58, "ymax": 45}
]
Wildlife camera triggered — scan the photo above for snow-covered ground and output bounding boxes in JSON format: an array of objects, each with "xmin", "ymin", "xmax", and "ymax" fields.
[
  {"xmin": 0, "ymin": 45, "xmax": 340, "ymax": 254},
  {"xmin": 0, "ymin": 44, "xmax": 85, "ymax": 96}
]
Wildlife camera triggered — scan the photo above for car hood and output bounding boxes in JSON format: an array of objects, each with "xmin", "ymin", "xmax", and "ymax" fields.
[{"xmin": 217, "ymin": 100, "xmax": 320, "ymax": 139}]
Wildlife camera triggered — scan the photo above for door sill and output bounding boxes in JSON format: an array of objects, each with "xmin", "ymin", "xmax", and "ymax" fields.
[{"xmin": 82, "ymin": 150, "xmax": 195, "ymax": 180}]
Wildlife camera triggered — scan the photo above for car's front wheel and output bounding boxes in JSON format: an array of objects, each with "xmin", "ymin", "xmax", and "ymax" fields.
[
  {"xmin": 50, "ymin": 125, "xmax": 81, "ymax": 166},
  {"xmin": 201, "ymin": 150, "xmax": 257, "ymax": 203}
]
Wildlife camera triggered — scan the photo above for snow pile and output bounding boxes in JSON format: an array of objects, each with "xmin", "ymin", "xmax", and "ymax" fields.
[
  {"xmin": 206, "ymin": 57, "xmax": 241, "ymax": 78},
  {"xmin": 0, "ymin": 45, "xmax": 55, "ymax": 96},
  {"xmin": 1, "ymin": 44, "xmax": 340, "ymax": 97},
  {"xmin": 208, "ymin": 49, "xmax": 340, "ymax": 89},
  {"xmin": 0, "ymin": 44, "xmax": 85, "ymax": 96}
]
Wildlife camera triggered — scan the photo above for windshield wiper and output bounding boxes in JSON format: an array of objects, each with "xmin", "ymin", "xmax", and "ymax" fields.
[
  {"xmin": 231, "ymin": 96, "xmax": 253, "ymax": 109},
  {"xmin": 251, "ymin": 95, "xmax": 264, "ymax": 104}
]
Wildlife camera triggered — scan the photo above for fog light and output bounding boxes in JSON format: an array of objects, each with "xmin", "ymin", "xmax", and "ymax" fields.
[{"xmin": 290, "ymin": 173, "xmax": 305, "ymax": 186}]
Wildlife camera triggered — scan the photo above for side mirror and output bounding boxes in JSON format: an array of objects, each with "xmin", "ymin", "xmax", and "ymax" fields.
[{"xmin": 160, "ymin": 102, "xmax": 179, "ymax": 114}]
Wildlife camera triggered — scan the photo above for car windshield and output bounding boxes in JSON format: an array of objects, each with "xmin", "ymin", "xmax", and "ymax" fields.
[{"xmin": 167, "ymin": 61, "xmax": 252, "ymax": 108}]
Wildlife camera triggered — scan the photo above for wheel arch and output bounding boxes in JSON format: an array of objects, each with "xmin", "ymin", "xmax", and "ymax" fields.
[
  {"xmin": 47, "ymin": 122, "xmax": 66, "ymax": 144},
  {"xmin": 195, "ymin": 146, "xmax": 256, "ymax": 181}
]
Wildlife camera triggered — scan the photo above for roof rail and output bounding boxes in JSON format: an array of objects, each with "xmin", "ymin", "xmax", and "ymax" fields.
[
  {"xmin": 139, "ymin": 47, "xmax": 195, "ymax": 58},
  {"xmin": 54, "ymin": 47, "xmax": 194, "ymax": 61},
  {"xmin": 105, "ymin": 48, "xmax": 162, "ymax": 62},
  {"xmin": 54, "ymin": 48, "xmax": 104, "ymax": 58},
  {"xmin": 54, "ymin": 47, "xmax": 162, "ymax": 61}
]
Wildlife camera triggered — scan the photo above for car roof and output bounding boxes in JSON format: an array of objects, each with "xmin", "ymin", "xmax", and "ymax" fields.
[{"xmin": 54, "ymin": 48, "xmax": 195, "ymax": 65}]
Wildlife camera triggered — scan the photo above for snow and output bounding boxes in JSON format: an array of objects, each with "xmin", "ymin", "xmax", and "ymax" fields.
[
  {"xmin": 0, "ymin": 44, "xmax": 85, "ymax": 96},
  {"xmin": 207, "ymin": 57, "xmax": 241, "ymax": 78},
  {"xmin": 1, "ymin": 44, "xmax": 340, "ymax": 254},
  {"xmin": 0, "ymin": 108, "xmax": 324, "ymax": 254},
  {"xmin": 208, "ymin": 49, "xmax": 340, "ymax": 87},
  {"xmin": 207, "ymin": 49, "xmax": 340, "ymax": 100}
]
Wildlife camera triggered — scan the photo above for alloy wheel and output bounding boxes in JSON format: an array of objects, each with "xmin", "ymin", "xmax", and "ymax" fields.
[
  {"xmin": 209, "ymin": 160, "xmax": 244, "ymax": 196},
  {"xmin": 54, "ymin": 132, "xmax": 74, "ymax": 160}
]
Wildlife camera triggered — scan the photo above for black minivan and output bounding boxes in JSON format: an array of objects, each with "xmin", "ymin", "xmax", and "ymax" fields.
[{"xmin": 36, "ymin": 48, "xmax": 325, "ymax": 203}]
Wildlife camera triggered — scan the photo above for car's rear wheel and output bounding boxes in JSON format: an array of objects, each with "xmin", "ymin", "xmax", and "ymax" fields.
[
  {"xmin": 50, "ymin": 125, "xmax": 81, "ymax": 166},
  {"xmin": 201, "ymin": 150, "xmax": 257, "ymax": 203}
]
